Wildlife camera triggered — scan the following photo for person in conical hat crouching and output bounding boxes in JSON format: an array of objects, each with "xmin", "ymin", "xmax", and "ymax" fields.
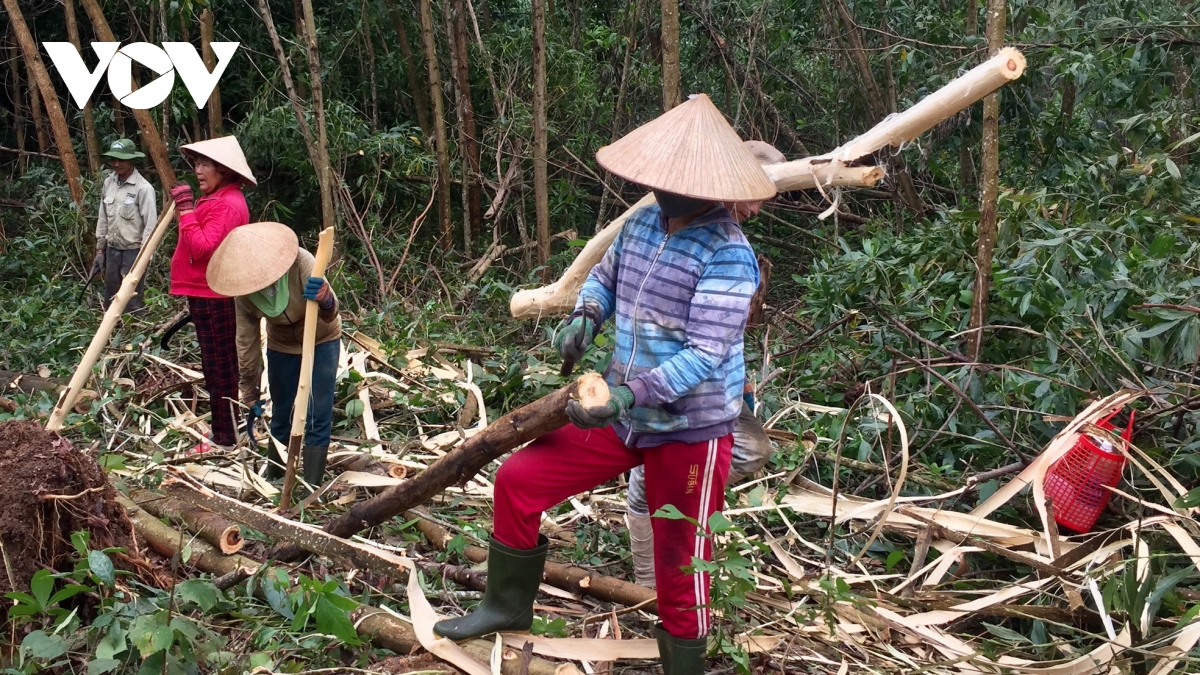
[
  {"xmin": 623, "ymin": 138, "xmax": 783, "ymax": 591},
  {"xmin": 92, "ymin": 138, "xmax": 158, "ymax": 314},
  {"xmin": 206, "ymin": 222, "xmax": 341, "ymax": 486},
  {"xmin": 433, "ymin": 94, "xmax": 775, "ymax": 674},
  {"xmin": 168, "ymin": 136, "xmax": 255, "ymax": 451}
]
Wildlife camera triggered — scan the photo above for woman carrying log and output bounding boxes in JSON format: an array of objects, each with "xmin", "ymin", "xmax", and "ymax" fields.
[
  {"xmin": 168, "ymin": 137, "xmax": 255, "ymax": 452},
  {"xmin": 433, "ymin": 94, "xmax": 773, "ymax": 675},
  {"xmin": 623, "ymin": 138, "xmax": 781, "ymax": 590},
  {"xmin": 205, "ymin": 222, "xmax": 340, "ymax": 486}
]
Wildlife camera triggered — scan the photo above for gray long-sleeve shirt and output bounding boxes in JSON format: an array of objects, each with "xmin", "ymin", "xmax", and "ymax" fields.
[{"xmin": 96, "ymin": 169, "xmax": 157, "ymax": 250}]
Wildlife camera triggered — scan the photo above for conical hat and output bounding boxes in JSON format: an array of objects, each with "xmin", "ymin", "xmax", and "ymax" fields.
[
  {"xmin": 181, "ymin": 136, "xmax": 257, "ymax": 186},
  {"xmin": 206, "ymin": 222, "xmax": 299, "ymax": 297},
  {"xmin": 596, "ymin": 94, "xmax": 776, "ymax": 202}
]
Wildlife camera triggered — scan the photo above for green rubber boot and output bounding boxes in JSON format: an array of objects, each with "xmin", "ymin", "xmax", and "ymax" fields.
[
  {"xmin": 433, "ymin": 535, "xmax": 548, "ymax": 640},
  {"xmin": 656, "ymin": 625, "xmax": 707, "ymax": 675},
  {"xmin": 264, "ymin": 440, "xmax": 285, "ymax": 481},
  {"xmin": 302, "ymin": 444, "xmax": 328, "ymax": 486}
]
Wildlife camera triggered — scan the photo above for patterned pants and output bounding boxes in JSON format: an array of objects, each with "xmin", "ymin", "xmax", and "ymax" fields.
[
  {"xmin": 188, "ymin": 297, "xmax": 240, "ymax": 446},
  {"xmin": 493, "ymin": 424, "xmax": 732, "ymax": 639}
]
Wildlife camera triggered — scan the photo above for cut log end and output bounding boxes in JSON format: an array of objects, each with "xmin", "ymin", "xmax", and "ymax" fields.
[
  {"xmin": 998, "ymin": 47, "xmax": 1027, "ymax": 79},
  {"xmin": 573, "ymin": 373, "xmax": 610, "ymax": 409},
  {"xmin": 386, "ymin": 464, "xmax": 408, "ymax": 480},
  {"xmin": 219, "ymin": 525, "xmax": 244, "ymax": 555}
]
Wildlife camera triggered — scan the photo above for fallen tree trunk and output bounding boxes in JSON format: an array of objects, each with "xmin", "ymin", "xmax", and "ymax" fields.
[
  {"xmin": 118, "ymin": 495, "xmax": 573, "ymax": 675},
  {"xmin": 274, "ymin": 373, "xmax": 609, "ymax": 561},
  {"xmin": 159, "ymin": 472, "xmax": 412, "ymax": 579},
  {"xmin": 509, "ymin": 48, "xmax": 1026, "ymax": 320},
  {"xmin": 412, "ymin": 512, "xmax": 658, "ymax": 611},
  {"xmin": 132, "ymin": 488, "xmax": 244, "ymax": 554}
]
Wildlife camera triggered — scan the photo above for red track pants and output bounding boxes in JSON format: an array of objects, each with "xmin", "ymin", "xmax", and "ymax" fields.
[{"xmin": 494, "ymin": 424, "xmax": 732, "ymax": 639}]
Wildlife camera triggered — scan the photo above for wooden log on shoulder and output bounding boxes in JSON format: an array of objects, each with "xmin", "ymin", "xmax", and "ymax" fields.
[
  {"xmin": 132, "ymin": 488, "xmax": 244, "ymax": 554},
  {"xmin": 118, "ymin": 496, "xmax": 573, "ymax": 675},
  {"xmin": 274, "ymin": 373, "xmax": 609, "ymax": 562},
  {"xmin": 509, "ymin": 164, "xmax": 885, "ymax": 319},
  {"xmin": 509, "ymin": 48, "xmax": 1026, "ymax": 321}
]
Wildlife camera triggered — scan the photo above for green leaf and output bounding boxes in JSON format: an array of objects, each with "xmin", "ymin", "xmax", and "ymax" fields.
[
  {"xmin": 344, "ymin": 399, "xmax": 365, "ymax": 418},
  {"xmin": 48, "ymin": 584, "xmax": 88, "ymax": 606},
  {"xmin": 1165, "ymin": 158, "xmax": 1182, "ymax": 180},
  {"xmin": 261, "ymin": 574, "xmax": 294, "ymax": 620},
  {"xmin": 87, "ymin": 659, "xmax": 122, "ymax": 675},
  {"xmin": 71, "ymin": 531, "xmax": 91, "ymax": 556},
  {"xmin": 1150, "ymin": 233, "xmax": 1177, "ymax": 257},
  {"xmin": 21, "ymin": 630, "xmax": 68, "ymax": 660},
  {"xmin": 247, "ymin": 653, "xmax": 274, "ymax": 671},
  {"xmin": 147, "ymin": 624, "xmax": 174, "ymax": 655},
  {"xmin": 707, "ymin": 511, "xmax": 736, "ymax": 534},
  {"xmin": 88, "ymin": 550, "xmax": 115, "ymax": 586},
  {"xmin": 30, "ymin": 569, "xmax": 55, "ymax": 609},
  {"xmin": 1174, "ymin": 486, "xmax": 1200, "ymax": 509},
  {"xmin": 94, "ymin": 624, "xmax": 127, "ymax": 660},
  {"xmin": 181, "ymin": 544, "xmax": 192, "ymax": 564},
  {"xmin": 886, "ymin": 550, "xmax": 905, "ymax": 572},
  {"xmin": 982, "ymin": 623, "xmax": 1031, "ymax": 644},
  {"xmin": 652, "ymin": 504, "xmax": 689, "ymax": 521},
  {"xmin": 313, "ymin": 595, "xmax": 361, "ymax": 645},
  {"xmin": 98, "ymin": 454, "xmax": 126, "ymax": 471},
  {"xmin": 177, "ymin": 579, "xmax": 220, "ymax": 612}
]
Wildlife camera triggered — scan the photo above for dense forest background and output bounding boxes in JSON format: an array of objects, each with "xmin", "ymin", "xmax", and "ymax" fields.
[{"xmin": 2, "ymin": 0, "xmax": 1200, "ymax": 673}]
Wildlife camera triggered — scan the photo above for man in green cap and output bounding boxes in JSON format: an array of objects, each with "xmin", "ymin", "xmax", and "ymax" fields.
[{"xmin": 92, "ymin": 138, "xmax": 158, "ymax": 313}]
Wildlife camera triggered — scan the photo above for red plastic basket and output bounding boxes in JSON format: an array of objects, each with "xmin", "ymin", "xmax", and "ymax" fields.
[{"xmin": 1043, "ymin": 409, "xmax": 1134, "ymax": 534}]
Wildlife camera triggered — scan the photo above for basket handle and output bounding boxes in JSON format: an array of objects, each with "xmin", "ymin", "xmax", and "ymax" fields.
[{"xmin": 1122, "ymin": 409, "xmax": 1136, "ymax": 442}]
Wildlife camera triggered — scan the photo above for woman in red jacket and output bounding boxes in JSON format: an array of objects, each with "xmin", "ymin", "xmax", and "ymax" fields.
[{"xmin": 168, "ymin": 136, "xmax": 255, "ymax": 450}]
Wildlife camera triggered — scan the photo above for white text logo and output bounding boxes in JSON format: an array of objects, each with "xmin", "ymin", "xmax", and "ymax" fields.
[{"xmin": 44, "ymin": 42, "xmax": 239, "ymax": 110}]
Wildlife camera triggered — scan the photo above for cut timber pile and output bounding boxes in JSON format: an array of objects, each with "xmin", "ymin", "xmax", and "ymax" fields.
[{"xmin": 131, "ymin": 488, "xmax": 244, "ymax": 554}]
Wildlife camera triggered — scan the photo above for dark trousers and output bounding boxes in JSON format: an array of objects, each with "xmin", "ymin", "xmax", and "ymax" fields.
[
  {"xmin": 189, "ymin": 297, "xmax": 240, "ymax": 446},
  {"xmin": 267, "ymin": 339, "xmax": 339, "ymax": 448},
  {"xmin": 104, "ymin": 247, "xmax": 145, "ymax": 314}
]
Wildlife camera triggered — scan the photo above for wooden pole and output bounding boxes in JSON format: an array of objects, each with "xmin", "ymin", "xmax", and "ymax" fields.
[
  {"xmin": 278, "ymin": 227, "xmax": 335, "ymax": 508},
  {"xmin": 78, "ymin": 0, "xmax": 177, "ymax": 188},
  {"xmin": 2, "ymin": 0, "xmax": 85, "ymax": 204},
  {"xmin": 46, "ymin": 203, "xmax": 177, "ymax": 431},
  {"xmin": 299, "ymin": 0, "xmax": 337, "ymax": 235},
  {"xmin": 274, "ymin": 373, "xmax": 609, "ymax": 561}
]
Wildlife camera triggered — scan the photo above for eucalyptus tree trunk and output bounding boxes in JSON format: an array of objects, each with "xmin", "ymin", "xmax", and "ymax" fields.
[
  {"xmin": 5, "ymin": 35, "xmax": 29, "ymax": 173},
  {"xmin": 389, "ymin": 5, "xmax": 433, "ymax": 138},
  {"xmin": 3, "ymin": 0, "xmax": 85, "ymax": 204},
  {"xmin": 200, "ymin": 9, "xmax": 224, "ymax": 136},
  {"xmin": 660, "ymin": 0, "xmax": 681, "ymax": 110},
  {"xmin": 299, "ymin": 0, "xmax": 337, "ymax": 233},
  {"xmin": 418, "ymin": 0, "xmax": 454, "ymax": 248},
  {"xmin": 65, "ymin": 0, "xmax": 102, "ymax": 175},
  {"xmin": 26, "ymin": 61, "xmax": 50, "ymax": 154},
  {"xmin": 78, "ymin": 0, "xmax": 178, "ymax": 188},
  {"xmin": 443, "ymin": 0, "xmax": 481, "ymax": 251},
  {"xmin": 532, "ymin": 0, "xmax": 550, "ymax": 278},
  {"xmin": 966, "ymin": 0, "xmax": 1008, "ymax": 361}
]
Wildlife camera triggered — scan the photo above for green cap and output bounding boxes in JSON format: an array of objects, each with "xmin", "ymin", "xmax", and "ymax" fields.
[{"xmin": 103, "ymin": 138, "xmax": 145, "ymax": 160}]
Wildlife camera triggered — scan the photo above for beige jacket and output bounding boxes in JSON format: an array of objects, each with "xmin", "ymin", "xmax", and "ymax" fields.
[
  {"xmin": 96, "ymin": 169, "xmax": 158, "ymax": 250},
  {"xmin": 236, "ymin": 248, "xmax": 341, "ymax": 403}
]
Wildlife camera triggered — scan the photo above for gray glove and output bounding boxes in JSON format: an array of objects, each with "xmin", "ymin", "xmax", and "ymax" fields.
[{"xmin": 90, "ymin": 248, "xmax": 105, "ymax": 277}]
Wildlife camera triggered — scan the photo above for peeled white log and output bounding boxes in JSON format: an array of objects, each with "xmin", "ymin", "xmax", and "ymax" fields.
[{"xmin": 509, "ymin": 48, "xmax": 1026, "ymax": 320}]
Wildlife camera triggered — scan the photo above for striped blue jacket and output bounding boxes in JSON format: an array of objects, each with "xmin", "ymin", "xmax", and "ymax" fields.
[{"xmin": 576, "ymin": 202, "xmax": 759, "ymax": 446}]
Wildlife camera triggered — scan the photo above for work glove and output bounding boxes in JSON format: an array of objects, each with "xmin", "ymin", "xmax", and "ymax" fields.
[
  {"xmin": 245, "ymin": 399, "xmax": 265, "ymax": 440},
  {"xmin": 90, "ymin": 248, "xmax": 105, "ymax": 277},
  {"xmin": 743, "ymin": 381, "xmax": 756, "ymax": 413},
  {"xmin": 553, "ymin": 309, "xmax": 599, "ymax": 364},
  {"xmin": 304, "ymin": 276, "xmax": 334, "ymax": 310},
  {"xmin": 566, "ymin": 384, "xmax": 634, "ymax": 429},
  {"xmin": 170, "ymin": 183, "xmax": 195, "ymax": 212}
]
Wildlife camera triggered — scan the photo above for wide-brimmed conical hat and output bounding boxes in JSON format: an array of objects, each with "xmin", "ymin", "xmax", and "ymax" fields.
[
  {"xmin": 181, "ymin": 136, "xmax": 257, "ymax": 186},
  {"xmin": 596, "ymin": 94, "xmax": 777, "ymax": 202},
  {"xmin": 206, "ymin": 222, "xmax": 299, "ymax": 296}
]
